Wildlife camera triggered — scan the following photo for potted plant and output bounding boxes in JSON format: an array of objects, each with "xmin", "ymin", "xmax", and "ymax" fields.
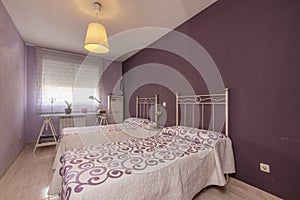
[{"xmin": 64, "ymin": 100, "xmax": 72, "ymax": 114}]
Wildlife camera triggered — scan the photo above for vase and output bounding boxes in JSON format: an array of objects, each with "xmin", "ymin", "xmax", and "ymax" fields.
[{"xmin": 65, "ymin": 108, "xmax": 72, "ymax": 114}]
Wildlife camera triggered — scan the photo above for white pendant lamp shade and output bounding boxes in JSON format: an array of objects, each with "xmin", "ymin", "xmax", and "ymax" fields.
[{"xmin": 84, "ymin": 22, "xmax": 109, "ymax": 53}]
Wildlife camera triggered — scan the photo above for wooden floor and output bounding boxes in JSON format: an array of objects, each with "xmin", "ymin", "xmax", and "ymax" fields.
[{"xmin": 0, "ymin": 144, "xmax": 281, "ymax": 200}]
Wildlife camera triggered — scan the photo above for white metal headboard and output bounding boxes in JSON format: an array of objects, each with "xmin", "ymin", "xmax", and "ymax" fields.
[
  {"xmin": 176, "ymin": 88, "xmax": 229, "ymax": 136},
  {"xmin": 136, "ymin": 95, "xmax": 158, "ymax": 124}
]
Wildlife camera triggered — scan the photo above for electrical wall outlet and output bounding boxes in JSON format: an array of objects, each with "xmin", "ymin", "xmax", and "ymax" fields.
[
  {"xmin": 260, "ymin": 163, "xmax": 270, "ymax": 173},
  {"xmin": 162, "ymin": 102, "xmax": 167, "ymax": 107}
]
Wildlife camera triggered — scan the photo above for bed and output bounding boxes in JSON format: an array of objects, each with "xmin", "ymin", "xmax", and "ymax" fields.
[
  {"xmin": 48, "ymin": 95, "xmax": 159, "ymax": 195},
  {"xmin": 56, "ymin": 89, "xmax": 235, "ymax": 199}
]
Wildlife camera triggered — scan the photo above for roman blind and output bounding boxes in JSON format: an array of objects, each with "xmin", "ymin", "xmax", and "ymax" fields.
[{"xmin": 36, "ymin": 47, "xmax": 103, "ymax": 113}]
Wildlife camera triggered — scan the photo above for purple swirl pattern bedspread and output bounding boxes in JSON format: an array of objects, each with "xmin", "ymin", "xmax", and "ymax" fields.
[
  {"xmin": 59, "ymin": 131, "xmax": 231, "ymax": 200},
  {"xmin": 52, "ymin": 122, "xmax": 144, "ymax": 170}
]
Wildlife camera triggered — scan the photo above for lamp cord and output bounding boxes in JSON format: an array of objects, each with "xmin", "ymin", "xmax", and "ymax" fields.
[{"xmin": 95, "ymin": 6, "xmax": 100, "ymax": 23}]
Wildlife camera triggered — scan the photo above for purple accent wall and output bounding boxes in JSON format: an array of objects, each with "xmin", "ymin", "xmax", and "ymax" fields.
[
  {"xmin": 25, "ymin": 47, "xmax": 122, "ymax": 142},
  {"xmin": 123, "ymin": 0, "xmax": 300, "ymax": 199},
  {"xmin": 0, "ymin": 1, "xmax": 26, "ymax": 174}
]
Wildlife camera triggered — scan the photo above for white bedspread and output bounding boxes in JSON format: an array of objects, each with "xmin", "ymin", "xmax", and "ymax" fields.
[
  {"xmin": 52, "ymin": 123, "xmax": 157, "ymax": 170},
  {"xmin": 59, "ymin": 134, "xmax": 235, "ymax": 200},
  {"xmin": 48, "ymin": 124, "xmax": 159, "ymax": 195}
]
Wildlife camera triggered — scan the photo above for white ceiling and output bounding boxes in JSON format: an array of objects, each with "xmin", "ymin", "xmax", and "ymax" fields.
[{"xmin": 1, "ymin": 0, "xmax": 217, "ymax": 61}]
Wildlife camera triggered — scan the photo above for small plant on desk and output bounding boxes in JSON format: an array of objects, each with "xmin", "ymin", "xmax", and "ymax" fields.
[{"xmin": 65, "ymin": 100, "xmax": 72, "ymax": 114}]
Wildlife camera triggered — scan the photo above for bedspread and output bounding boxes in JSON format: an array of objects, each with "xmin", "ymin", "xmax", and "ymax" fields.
[
  {"xmin": 48, "ymin": 123, "xmax": 160, "ymax": 195},
  {"xmin": 59, "ymin": 133, "xmax": 235, "ymax": 200},
  {"xmin": 52, "ymin": 123, "xmax": 157, "ymax": 169}
]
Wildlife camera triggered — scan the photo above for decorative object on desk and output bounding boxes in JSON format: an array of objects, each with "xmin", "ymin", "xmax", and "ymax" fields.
[
  {"xmin": 64, "ymin": 100, "xmax": 72, "ymax": 114},
  {"xmin": 48, "ymin": 97, "xmax": 56, "ymax": 113},
  {"xmin": 89, "ymin": 95, "xmax": 102, "ymax": 112},
  {"xmin": 89, "ymin": 96, "xmax": 101, "ymax": 104}
]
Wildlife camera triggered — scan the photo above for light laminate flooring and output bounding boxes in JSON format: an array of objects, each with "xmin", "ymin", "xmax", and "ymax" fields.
[{"xmin": 0, "ymin": 144, "xmax": 281, "ymax": 200}]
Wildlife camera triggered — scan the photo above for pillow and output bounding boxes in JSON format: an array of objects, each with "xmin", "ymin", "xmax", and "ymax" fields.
[
  {"xmin": 161, "ymin": 126, "xmax": 224, "ymax": 146},
  {"xmin": 124, "ymin": 118, "xmax": 151, "ymax": 127}
]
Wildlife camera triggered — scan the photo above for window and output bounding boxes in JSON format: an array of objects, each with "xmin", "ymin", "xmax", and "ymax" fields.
[{"xmin": 36, "ymin": 48, "xmax": 103, "ymax": 113}]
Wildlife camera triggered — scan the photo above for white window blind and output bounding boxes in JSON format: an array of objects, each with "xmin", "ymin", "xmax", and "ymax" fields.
[{"xmin": 36, "ymin": 47, "xmax": 103, "ymax": 113}]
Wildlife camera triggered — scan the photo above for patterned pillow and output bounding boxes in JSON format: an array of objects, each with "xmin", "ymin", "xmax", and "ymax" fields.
[
  {"xmin": 124, "ymin": 118, "xmax": 151, "ymax": 127},
  {"xmin": 161, "ymin": 126, "xmax": 225, "ymax": 146}
]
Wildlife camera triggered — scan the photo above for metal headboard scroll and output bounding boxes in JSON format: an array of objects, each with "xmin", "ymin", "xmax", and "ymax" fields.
[
  {"xmin": 136, "ymin": 95, "xmax": 158, "ymax": 124},
  {"xmin": 176, "ymin": 88, "xmax": 229, "ymax": 136}
]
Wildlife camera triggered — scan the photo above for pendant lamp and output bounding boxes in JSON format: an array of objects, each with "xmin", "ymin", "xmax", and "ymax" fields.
[{"xmin": 84, "ymin": 2, "xmax": 109, "ymax": 53}]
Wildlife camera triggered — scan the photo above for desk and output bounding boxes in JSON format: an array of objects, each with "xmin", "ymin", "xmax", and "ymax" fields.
[
  {"xmin": 33, "ymin": 112, "xmax": 97, "ymax": 153},
  {"xmin": 40, "ymin": 112, "xmax": 97, "ymax": 118}
]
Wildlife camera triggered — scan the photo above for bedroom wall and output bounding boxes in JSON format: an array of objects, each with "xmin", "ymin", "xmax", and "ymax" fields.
[
  {"xmin": 0, "ymin": 1, "xmax": 26, "ymax": 175},
  {"xmin": 25, "ymin": 47, "xmax": 122, "ymax": 142},
  {"xmin": 123, "ymin": 0, "xmax": 300, "ymax": 199},
  {"xmin": 25, "ymin": 46, "xmax": 43, "ymax": 143}
]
